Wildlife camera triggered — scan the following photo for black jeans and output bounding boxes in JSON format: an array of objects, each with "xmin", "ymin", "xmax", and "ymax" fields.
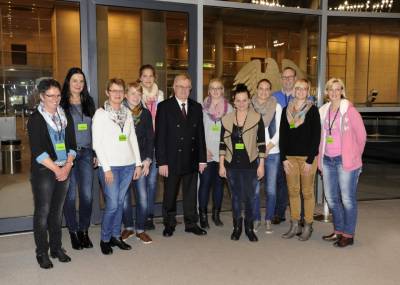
[{"xmin": 31, "ymin": 167, "xmax": 69, "ymax": 254}]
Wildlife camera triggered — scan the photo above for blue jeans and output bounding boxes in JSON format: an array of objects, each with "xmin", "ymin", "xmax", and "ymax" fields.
[
  {"xmin": 122, "ymin": 175, "xmax": 148, "ymax": 232},
  {"xmin": 275, "ymin": 162, "xmax": 288, "ymax": 219},
  {"xmin": 198, "ymin": 161, "xmax": 224, "ymax": 210},
  {"xmin": 146, "ymin": 158, "xmax": 158, "ymax": 218},
  {"xmin": 227, "ymin": 168, "xmax": 258, "ymax": 221},
  {"xmin": 63, "ymin": 148, "xmax": 94, "ymax": 232},
  {"xmin": 98, "ymin": 165, "xmax": 134, "ymax": 241},
  {"xmin": 322, "ymin": 155, "xmax": 361, "ymax": 236},
  {"xmin": 253, "ymin": 153, "xmax": 280, "ymax": 221}
]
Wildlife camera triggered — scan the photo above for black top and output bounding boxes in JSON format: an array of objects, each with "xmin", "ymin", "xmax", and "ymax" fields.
[
  {"xmin": 27, "ymin": 110, "xmax": 77, "ymax": 171},
  {"xmin": 220, "ymin": 117, "xmax": 265, "ymax": 169},
  {"xmin": 133, "ymin": 108, "xmax": 154, "ymax": 161},
  {"xmin": 279, "ymin": 105, "xmax": 321, "ymax": 164}
]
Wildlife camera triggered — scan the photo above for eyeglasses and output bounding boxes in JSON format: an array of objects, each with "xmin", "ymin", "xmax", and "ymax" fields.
[
  {"xmin": 108, "ymin": 89, "xmax": 124, "ymax": 94},
  {"xmin": 44, "ymin": 93, "xmax": 61, "ymax": 99},
  {"xmin": 282, "ymin": 75, "xmax": 295, "ymax": 80},
  {"xmin": 209, "ymin": 87, "xmax": 223, "ymax": 91},
  {"xmin": 175, "ymin": 85, "xmax": 191, "ymax": 90},
  {"xmin": 295, "ymin": 86, "xmax": 308, "ymax": 91}
]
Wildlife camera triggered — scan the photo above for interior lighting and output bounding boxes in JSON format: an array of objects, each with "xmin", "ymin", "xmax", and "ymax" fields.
[{"xmin": 330, "ymin": 0, "xmax": 395, "ymax": 12}]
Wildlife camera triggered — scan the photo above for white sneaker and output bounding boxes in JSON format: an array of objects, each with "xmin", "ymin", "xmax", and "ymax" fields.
[
  {"xmin": 253, "ymin": 220, "xmax": 261, "ymax": 233},
  {"xmin": 265, "ymin": 220, "xmax": 273, "ymax": 234}
]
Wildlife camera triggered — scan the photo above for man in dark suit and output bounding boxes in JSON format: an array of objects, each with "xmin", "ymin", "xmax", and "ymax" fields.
[{"xmin": 155, "ymin": 74, "xmax": 207, "ymax": 237}]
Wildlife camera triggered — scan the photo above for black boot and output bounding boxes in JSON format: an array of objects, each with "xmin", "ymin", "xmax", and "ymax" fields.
[
  {"xmin": 244, "ymin": 219, "xmax": 258, "ymax": 242},
  {"xmin": 199, "ymin": 208, "xmax": 210, "ymax": 229},
  {"xmin": 212, "ymin": 207, "xmax": 224, "ymax": 227},
  {"xmin": 78, "ymin": 230, "xmax": 93, "ymax": 248},
  {"xmin": 282, "ymin": 220, "xmax": 300, "ymax": 239},
  {"xmin": 50, "ymin": 248, "xmax": 71, "ymax": 263},
  {"xmin": 144, "ymin": 215, "xmax": 155, "ymax": 230},
  {"xmin": 231, "ymin": 217, "xmax": 243, "ymax": 241},
  {"xmin": 69, "ymin": 231, "xmax": 83, "ymax": 250},
  {"xmin": 36, "ymin": 253, "xmax": 53, "ymax": 269}
]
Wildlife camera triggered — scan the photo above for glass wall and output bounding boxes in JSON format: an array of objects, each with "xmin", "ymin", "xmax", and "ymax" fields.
[
  {"xmin": 204, "ymin": 7, "xmax": 319, "ymax": 99},
  {"xmin": 96, "ymin": 5, "xmax": 188, "ymax": 106},
  {"xmin": 0, "ymin": 0, "xmax": 81, "ymax": 220},
  {"xmin": 95, "ymin": 5, "xmax": 189, "ymax": 206},
  {"xmin": 327, "ymin": 17, "xmax": 400, "ymax": 105}
]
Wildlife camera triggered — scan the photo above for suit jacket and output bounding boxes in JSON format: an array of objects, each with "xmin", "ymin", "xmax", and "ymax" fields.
[{"xmin": 155, "ymin": 97, "xmax": 207, "ymax": 175}]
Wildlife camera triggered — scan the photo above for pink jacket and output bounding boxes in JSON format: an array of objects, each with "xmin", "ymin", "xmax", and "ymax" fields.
[{"xmin": 318, "ymin": 99, "xmax": 367, "ymax": 172}]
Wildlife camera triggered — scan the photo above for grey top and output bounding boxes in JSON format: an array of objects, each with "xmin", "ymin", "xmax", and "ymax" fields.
[
  {"xmin": 203, "ymin": 103, "xmax": 233, "ymax": 162},
  {"xmin": 70, "ymin": 104, "xmax": 92, "ymax": 148}
]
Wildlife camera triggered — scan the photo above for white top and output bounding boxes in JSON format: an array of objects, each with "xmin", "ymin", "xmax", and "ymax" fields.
[
  {"xmin": 92, "ymin": 108, "xmax": 142, "ymax": 172},
  {"xmin": 264, "ymin": 104, "xmax": 282, "ymax": 154}
]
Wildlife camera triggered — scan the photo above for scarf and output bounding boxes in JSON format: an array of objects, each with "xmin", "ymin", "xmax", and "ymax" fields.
[
  {"xmin": 104, "ymin": 100, "xmax": 128, "ymax": 130},
  {"xmin": 38, "ymin": 102, "xmax": 68, "ymax": 132},
  {"xmin": 126, "ymin": 101, "xmax": 143, "ymax": 127},
  {"xmin": 286, "ymin": 99, "xmax": 313, "ymax": 128},
  {"xmin": 251, "ymin": 95, "xmax": 277, "ymax": 127},
  {"xmin": 142, "ymin": 83, "xmax": 160, "ymax": 120},
  {"xmin": 203, "ymin": 96, "xmax": 229, "ymax": 122}
]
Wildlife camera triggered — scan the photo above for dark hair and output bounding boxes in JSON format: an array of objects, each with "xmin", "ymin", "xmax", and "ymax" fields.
[
  {"xmin": 60, "ymin": 67, "xmax": 95, "ymax": 117},
  {"xmin": 257, "ymin": 78, "xmax": 272, "ymax": 89},
  {"xmin": 38, "ymin": 78, "xmax": 61, "ymax": 94},
  {"xmin": 139, "ymin": 64, "xmax": 156, "ymax": 77},
  {"xmin": 282, "ymin": 66, "xmax": 296, "ymax": 77},
  {"xmin": 233, "ymin": 83, "xmax": 250, "ymax": 98}
]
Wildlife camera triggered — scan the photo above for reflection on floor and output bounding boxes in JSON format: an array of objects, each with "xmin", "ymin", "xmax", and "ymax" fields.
[{"xmin": 0, "ymin": 200, "xmax": 399, "ymax": 285}]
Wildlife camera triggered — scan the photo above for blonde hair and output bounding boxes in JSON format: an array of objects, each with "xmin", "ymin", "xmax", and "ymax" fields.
[
  {"xmin": 126, "ymin": 80, "xmax": 143, "ymax": 94},
  {"xmin": 325, "ymin": 78, "xmax": 346, "ymax": 99},
  {"xmin": 208, "ymin": 78, "xmax": 224, "ymax": 89}
]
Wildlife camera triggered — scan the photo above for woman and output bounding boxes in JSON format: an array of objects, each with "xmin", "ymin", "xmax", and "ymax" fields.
[
  {"xmin": 279, "ymin": 79, "xmax": 321, "ymax": 241},
  {"xmin": 121, "ymin": 81, "xmax": 154, "ymax": 244},
  {"xmin": 139, "ymin": 64, "xmax": 164, "ymax": 230},
  {"xmin": 318, "ymin": 78, "xmax": 366, "ymax": 248},
  {"xmin": 219, "ymin": 84, "xmax": 265, "ymax": 242},
  {"xmin": 198, "ymin": 78, "xmax": 232, "ymax": 228},
  {"xmin": 92, "ymin": 78, "xmax": 142, "ymax": 255},
  {"xmin": 61, "ymin": 67, "xmax": 96, "ymax": 250},
  {"xmin": 252, "ymin": 79, "xmax": 282, "ymax": 234},
  {"xmin": 28, "ymin": 79, "xmax": 76, "ymax": 269}
]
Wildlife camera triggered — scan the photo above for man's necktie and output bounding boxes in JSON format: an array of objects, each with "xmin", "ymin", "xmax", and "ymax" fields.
[{"xmin": 181, "ymin": 103, "xmax": 187, "ymax": 119}]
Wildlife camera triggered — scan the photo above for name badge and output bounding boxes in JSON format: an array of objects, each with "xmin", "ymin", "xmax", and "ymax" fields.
[
  {"xmin": 212, "ymin": 125, "xmax": 220, "ymax": 132},
  {"xmin": 289, "ymin": 122, "xmax": 296, "ymax": 129},
  {"xmin": 55, "ymin": 143, "xmax": 66, "ymax": 151},
  {"xmin": 326, "ymin": 136, "xmax": 334, "ymax": 144},
  {"xmin": 235, "ymin": 143, "xmax": 245, "ymax": 150},
  {"xmin": 119, "ymin": 134, "xmax": 127, "ymax": 142},
  {"xmin": 77, "ymin": 123, "xmax": 88, "ymax": 131}
]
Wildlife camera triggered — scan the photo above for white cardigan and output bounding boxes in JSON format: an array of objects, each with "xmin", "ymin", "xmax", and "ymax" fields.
[{"xmin": 92, "ymin": 108, "xmax": 142, "ymax": 172}]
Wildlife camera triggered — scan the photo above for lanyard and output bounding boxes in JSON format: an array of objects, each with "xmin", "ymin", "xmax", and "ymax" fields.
[
  {"xmin": 235, "ymin": 110, "xmax": 248, "ymax": 138},
  {"xmin": 328, "ymin": 106, "xmax": 340, "ymax": 136},
  {"xmin": 51, "ymin": 111, "xmax": 63, "ymax": 141}
]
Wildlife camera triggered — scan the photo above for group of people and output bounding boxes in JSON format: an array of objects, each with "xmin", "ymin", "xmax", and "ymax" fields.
[{"xmin": 28, "ymin": 64, "xmax": 366, "ymax": 270}]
